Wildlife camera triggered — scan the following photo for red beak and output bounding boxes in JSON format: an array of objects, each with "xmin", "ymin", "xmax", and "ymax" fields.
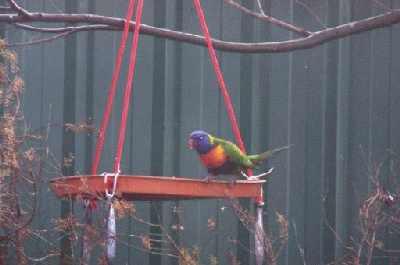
[{"xmin": 188, "ymin": 138, "xmax": 194, "ymax": 149}]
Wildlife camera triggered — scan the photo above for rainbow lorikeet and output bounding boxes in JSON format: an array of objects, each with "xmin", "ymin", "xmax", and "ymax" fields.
[{"xmin": 188, "ymin": 130, "xmax": 289, "ymax": 181}]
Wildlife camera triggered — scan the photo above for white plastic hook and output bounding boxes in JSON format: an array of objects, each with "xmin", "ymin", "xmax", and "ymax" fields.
[
  {"xmin": 102, "ymin": 168, "xmax": 121, "ymax": 199},
  {"xmin": 102, "ymin": 168, "xmax": 120, "ymax": 261}
]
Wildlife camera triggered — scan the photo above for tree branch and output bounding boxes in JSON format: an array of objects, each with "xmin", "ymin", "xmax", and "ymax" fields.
[{"xmin": 1, "ymin": 8, "xmax": 400, "ymax": 53}]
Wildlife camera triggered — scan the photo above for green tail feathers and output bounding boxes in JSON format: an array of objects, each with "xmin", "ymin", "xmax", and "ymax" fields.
[{"xmin": 248, "ymin": 145, "xmax": 291, "ymax": 164}]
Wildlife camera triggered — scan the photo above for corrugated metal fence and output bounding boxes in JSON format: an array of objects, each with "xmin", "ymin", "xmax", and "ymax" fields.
[{"xmin": 4, "ymin": 0, "xmax": 400, "ymax": 264}]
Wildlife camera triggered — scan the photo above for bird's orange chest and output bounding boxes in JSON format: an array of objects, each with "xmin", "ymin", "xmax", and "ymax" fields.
[{"xmin": 199, "ymin": 145, "xmax": 228, "ymax": 168}]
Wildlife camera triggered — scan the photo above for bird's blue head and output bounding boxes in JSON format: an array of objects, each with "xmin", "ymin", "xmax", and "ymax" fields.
[{"xmin": 188, "ymin": 130, "xmax": 215, "ymax": 154}]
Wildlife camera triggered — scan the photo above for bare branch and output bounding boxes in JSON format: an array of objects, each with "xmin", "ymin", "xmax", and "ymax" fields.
[
  {"xmin": 0, "ymin": 8, "xmax": 399, "ymax": 53},
  {"xmin": 13, "ymin": 23, "xmax": 113, "ymax": 33},
  {"xmin": 224, "ymin": 0, "xmax": 312, "ymax": 37}
]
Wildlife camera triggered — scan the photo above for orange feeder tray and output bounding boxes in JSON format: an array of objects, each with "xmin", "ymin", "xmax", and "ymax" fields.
[{"xmin": 50, "ymin": 175, "xmax": 265, "ymax": 201}]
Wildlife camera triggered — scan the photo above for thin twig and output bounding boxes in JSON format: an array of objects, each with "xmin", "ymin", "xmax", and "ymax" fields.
[
  {"xmin": 224, "ymin": 0, "xmax": 312, "ymax": 37},
  {"xmin": 14, "ymin": 23, "xmax": 113, "ymax": 33},
  {"xmin": 371, "ymin": 0, "xmax": 392, "ymax": 12},
  {"xmin": 366, "ymin": 230, "xmax": 377, "ymax": 265},
  {"xmin": 292, "ymin": 222, "xmax": 307, "ymax": 265},
  {"xmin": 5, "ymin": 31, "xmax": 74, "ymax": 47},
  {"xmin": 295, "ymin": 0, "xmax": 327, "ymax": 29},
  {"xmin": 255, "ymin": 0, "xmax": 266, "ymax": 16}
]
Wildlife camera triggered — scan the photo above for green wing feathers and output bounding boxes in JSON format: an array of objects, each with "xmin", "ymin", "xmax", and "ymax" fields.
[
  {"xmin": 213, "ymin": 137, "xmax": 290, "ymax": 168},
  {"xmin": 212, "ymin": 137, "xmax": 254, "ymax": 167},
  {"xmin": 212, "ymin": 136, "xmax": 290, "ymax": 169}
]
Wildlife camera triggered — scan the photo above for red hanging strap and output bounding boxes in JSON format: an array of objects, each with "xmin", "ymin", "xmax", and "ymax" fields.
[
  {"xmin": 192, "ymin": 0, "xmax": 254, "ymax": 177},
  {"xmin": 91, "ymin": 0, "xmax": 136, "ymax": 175},
  {"xmin": 113, "ymin": 0, "xmax": 144, "ymax": 172}
]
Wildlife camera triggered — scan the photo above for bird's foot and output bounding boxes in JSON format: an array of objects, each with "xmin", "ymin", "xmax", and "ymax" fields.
[
  {"xmin": 246, "ymin": 168, "xmax": 274, "ymax": 181},
  {"xmin": 240, "ymin": 170, "xmax": 249, "ymax": 179},
  {"xmin": 202, "ymin": 175, "xmax": 215, "ymax": 183}
]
